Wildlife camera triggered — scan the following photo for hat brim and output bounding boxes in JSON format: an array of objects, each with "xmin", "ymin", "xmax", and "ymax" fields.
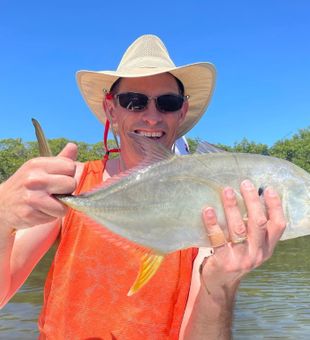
[{"xmin": 76, "ymin": 62, "xmax": 216, "ymax": 139}]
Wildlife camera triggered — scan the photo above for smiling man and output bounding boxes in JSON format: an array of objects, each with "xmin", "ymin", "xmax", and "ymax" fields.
[
  {"xmin": 0, "ymin": 35, "xmax": 286, "ymax": 339},
  {"xmin": 105, "ymin": 73, "xmax": 188, "ymax": 171}
]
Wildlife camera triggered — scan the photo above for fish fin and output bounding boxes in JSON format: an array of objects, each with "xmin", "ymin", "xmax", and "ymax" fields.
[
  {"xmin": 80, "ymin": 143, "xmax": 175, "ymax": 199},
  {"xmin": 128, "ymin": 132, "xmax": 175, "ymax": 162},
  {"xmin": 127, "ymin": 252, "xmax": 165, "ymax": 296},
  {"xmin": 75, "ymin": 132, "xmax": 178, "ymax": 197},
  {"xmin": 79, "ymin": 170, "xmax": 134, "ymax": 197},
  {"xmin": 195, "ymin": 141, "xmax": 227, "ymax": 154},
  {"xmin": 66, "ymin": 210, "xmax": 163, "ymax": 295},
  {"xmin": 78, "ymin": 162, "xmax": 155, "ymax": 198},
  {"xmin": 32, "ymin": 118, "xmax": 53, "ymax": 157},
  {"xmin": 65, "ymin": 208, "xmax": 146, "ymax": 249}
]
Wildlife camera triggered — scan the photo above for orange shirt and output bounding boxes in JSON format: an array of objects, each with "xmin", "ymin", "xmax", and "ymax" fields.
[{"xmin": 38, "ymin": 160, "xmax": 197, "ymax": 339}]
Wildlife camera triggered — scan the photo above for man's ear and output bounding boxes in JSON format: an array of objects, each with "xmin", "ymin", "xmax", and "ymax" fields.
[
  {"xmin": 179, "ymin": 100, "xmax": 189, "ymax": 124},
  {"xmin": 104, "ymin": 98, "xmax": 117, "ymax": 122}
]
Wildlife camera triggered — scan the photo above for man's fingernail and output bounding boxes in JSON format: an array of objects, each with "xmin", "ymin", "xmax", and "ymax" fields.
[
  {"xmin": 242, "ymin": 179, "xmax": 254, "ymax": 190},
  {"xmin": 224, "ymin": 187, "xmax": 235, "ymax": 198},
  {"xmin": 265, "ymin": 187, "xmax": 277, "ymax": 196},
  {"xmin": 204, "ymin": 208, "xmax": 215, "ymax": 218}
]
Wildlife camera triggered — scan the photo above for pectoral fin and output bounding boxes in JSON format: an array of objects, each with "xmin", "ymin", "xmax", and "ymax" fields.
[{"xmin": 127, "ymin": 253, "xmax": 164, "ymax": 296}]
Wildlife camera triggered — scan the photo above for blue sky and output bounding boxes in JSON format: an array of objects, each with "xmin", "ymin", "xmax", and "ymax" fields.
[{"xmin": 1, "ymin": 0, "xmax": 309, "ymax": 147}]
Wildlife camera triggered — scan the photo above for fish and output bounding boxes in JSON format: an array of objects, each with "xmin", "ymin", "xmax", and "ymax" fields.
[{"xmin": 32, "ymin": 119, "xmax": 310, "ymax": 295}]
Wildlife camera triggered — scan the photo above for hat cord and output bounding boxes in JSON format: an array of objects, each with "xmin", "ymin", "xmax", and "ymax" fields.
[{"xmin": 101, "ymin": 98, "xmax": 121, "ymax": 168}]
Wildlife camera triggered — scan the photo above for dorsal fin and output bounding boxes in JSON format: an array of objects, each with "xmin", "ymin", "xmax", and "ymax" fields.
[
  {"xmin": 79, "ymin": 156, "xmax": 166, "ymax": 198},
  {"xmin": 128, "ymin": 132, "xmax": 175, "ymax": 163},
  {"xmin": 77, "ymin": 133, "xmax": 177, "ymax": 197},
  {"xmin": 195, "ymin": 141, "xmax": 227, "ymax": 154},
  {"xmin": 67, "ymin": 134, "xmax": 176, "ymax": 202},
  {"xmin": 79, "ymin": 166, "xmax": 139, "ymax": 197}
]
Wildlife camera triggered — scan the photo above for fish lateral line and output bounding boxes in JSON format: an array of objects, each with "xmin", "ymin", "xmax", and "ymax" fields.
[{"xmin": 170, "ymin": 175, "xmax": 225, "ymax": 193}]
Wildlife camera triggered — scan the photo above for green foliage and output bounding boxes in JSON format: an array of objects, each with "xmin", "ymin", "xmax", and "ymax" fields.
[
  {"xmin": 0, "ymin": 138, "xmax": 117, "ymax": 183},
  {"xmin": 48, "ymin": 138, "xmax": 72, "ymax": 156},
  {"xmin": 0, "ymin": 139, "xmax": 32, "ymax": 182},
  {"xmin": 187, "ymin": 137, "xmax": 270, "ymax": 155},
  {"xmin": 229, "ymin": 138, "xmax": 270, "ymax": 155},
  {"xmin": 0, "ymin": 127, "xmax": 309, "ymax": 183},
  {"xmin": 187, "ymin": 127, "xmax": 310, "ymax": 173},
  {"xmin": 187, "ymin": 137, "xmax": 200, "ymax": 153},
  {"xmin": 269, "ymin": 128, "xmax": 310, "ymax": 172}
]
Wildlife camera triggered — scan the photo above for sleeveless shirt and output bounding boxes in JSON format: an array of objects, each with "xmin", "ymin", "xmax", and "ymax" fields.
[{"xmin": 38, "ymin": 160, "xmax": 197, "ymax": 339}]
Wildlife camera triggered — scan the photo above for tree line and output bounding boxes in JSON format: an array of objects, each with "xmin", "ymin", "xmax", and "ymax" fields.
[{"xmin": 0, "ymin": 127, "xmax": 309, "ymax": 183}]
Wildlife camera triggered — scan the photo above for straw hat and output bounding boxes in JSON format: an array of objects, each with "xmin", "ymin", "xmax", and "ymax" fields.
[{"xmin": 76, "ymin": 34, "xmax": 216, "ymax": 139}]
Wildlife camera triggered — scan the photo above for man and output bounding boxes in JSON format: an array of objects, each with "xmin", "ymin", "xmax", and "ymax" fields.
[{"xmin": 0, "ymin": 35, "xmax": 285, "ymax": 339}]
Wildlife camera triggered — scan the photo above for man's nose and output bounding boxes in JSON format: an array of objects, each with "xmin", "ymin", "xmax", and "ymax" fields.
[{"xmin": 142, "ymin": 99, "xmax": 163, "ymax": 125}]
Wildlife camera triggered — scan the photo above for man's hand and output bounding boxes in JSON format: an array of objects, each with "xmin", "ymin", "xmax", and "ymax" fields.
[
  {"xmin": 182, "ymin": 180, "xmax": 286, "ymax": 339},
  {"xmin": 0, "ymin": 143, "xmax": 77, "ymax": 233},
  {"xmin": 201, "ymin": 179, "xmax": 286, "ymax": 296}
]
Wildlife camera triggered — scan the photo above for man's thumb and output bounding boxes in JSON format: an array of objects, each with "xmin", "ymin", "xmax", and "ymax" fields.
[{"xmin": 57, "ymin": 143, "xmax": 78, "ymax": 161}]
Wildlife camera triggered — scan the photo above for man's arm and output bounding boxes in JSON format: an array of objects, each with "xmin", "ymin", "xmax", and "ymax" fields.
[
  {"xmin": 0, "ymin": 143, "xmax": 78, "ymax": 308},
  {"xmin": 0, "ymin": 220, "xmax": 61, "ymax": 307},
  {"xmin": 184, "ymin": 280, "xmax": 237, "ymax": 339},
  {"xmin": 182, "ymin": 180, "xmax": 286, "ymax": 339}
]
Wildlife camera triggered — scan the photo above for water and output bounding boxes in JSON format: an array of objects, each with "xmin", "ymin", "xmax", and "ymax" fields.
[
  {"xmin": 234, "ymin": 235, "xmax": 310, "ymax": 339},
  {"xmin": 0, "ymin": 245, "xmax": 56, "ymax": 340},
  {"xmin": 0, "ymin": 237, "xmax": 309, "ymax": 339}
]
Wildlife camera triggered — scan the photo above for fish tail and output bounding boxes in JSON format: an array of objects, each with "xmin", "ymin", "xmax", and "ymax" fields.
[
  {"xmin": 32, "ymin": 118, "xmax": 53, "ymax": 157},
  {"xmin": 127, "ymin": 252, "xmax": 165, "ymax": 296}
]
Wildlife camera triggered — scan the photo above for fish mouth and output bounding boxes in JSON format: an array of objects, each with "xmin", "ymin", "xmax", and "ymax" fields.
[{"xmin": 134, "ymin": 130, "xmax": 165, "ymax": 140}]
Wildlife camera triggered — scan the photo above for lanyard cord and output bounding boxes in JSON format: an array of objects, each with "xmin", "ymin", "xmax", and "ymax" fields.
[{"xmin": 102, "ymin": 99, "xmax": 121, "ymax": 168}]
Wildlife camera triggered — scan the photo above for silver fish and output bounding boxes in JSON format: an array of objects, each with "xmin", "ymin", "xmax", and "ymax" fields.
[
  {"xmin": 59, "ymin": 135, "xmax": 310, "ymax": 248},
  {"xmin": 33, "ymin": 121, "xmax": 310, "ymax": 295}
]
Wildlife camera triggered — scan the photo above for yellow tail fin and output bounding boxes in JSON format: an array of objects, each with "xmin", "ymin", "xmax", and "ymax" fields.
[{"xmin": 127, "ymin": 253, "xmax": 164, "ymax": 296}]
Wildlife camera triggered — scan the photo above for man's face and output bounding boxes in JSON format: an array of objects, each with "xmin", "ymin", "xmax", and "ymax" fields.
[{"xmin": 107, "ymin": 73, "xmax": 188, "ymax": 168}]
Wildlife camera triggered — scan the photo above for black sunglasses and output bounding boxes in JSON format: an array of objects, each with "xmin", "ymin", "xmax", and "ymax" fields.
[{"xmin": 114, "ymin": 92, "xmax": 189, "ymax": 113}]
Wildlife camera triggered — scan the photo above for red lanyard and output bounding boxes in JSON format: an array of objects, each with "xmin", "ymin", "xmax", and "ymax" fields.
[{"xmin": 102, "ymin": 99, "xmax": 121, "ymax": 167}]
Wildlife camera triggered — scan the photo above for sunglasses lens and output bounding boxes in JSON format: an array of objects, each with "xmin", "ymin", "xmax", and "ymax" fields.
[
  {"xmin": 117, "ymin": 93, "xmax": 185, "ymax": 113},
  {"xmin": 156, "ymin": 94, "xmax": 184, "ymax": 112},
  {"xmin": 118, "ymin": 93, "xmax": 148, "ymax": 111}
]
